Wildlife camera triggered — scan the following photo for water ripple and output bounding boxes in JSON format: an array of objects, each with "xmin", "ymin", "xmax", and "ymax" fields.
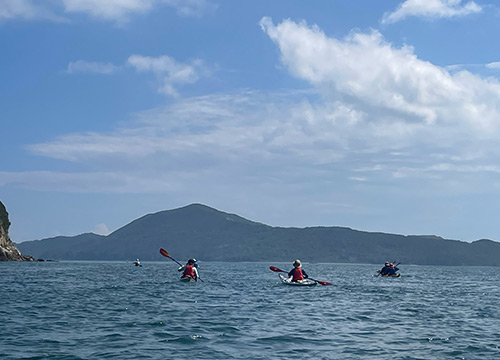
[{"xmin": 1, "ymin": 262, "xmax": 500, "ymax": 359}]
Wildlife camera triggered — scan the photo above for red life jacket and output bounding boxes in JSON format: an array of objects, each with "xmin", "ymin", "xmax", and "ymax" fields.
[
  {"xmin": 183, "ymin": 264, "xmax": 195, "ymax": 277},
  {"xmin": 291, "ymin": 268, "xmax": 304, "ymax": 282}
]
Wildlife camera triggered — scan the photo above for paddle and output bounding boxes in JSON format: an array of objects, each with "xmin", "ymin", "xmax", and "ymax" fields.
[
  {"xmin": 159, "ymin": 248, "xmax": 182, "ymax": 266},
  {"xmin": 159, "ymin": 248, "xmax": 204, "ymax": 282},
  {"xmin": 269, "ymin": 265, "xmax": 332, "ymax": 286}
]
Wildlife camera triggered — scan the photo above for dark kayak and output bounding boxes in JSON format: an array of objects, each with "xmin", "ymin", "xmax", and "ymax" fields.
[
  {"xmin": 180, "ymin": 276, "xmax": 197, "ymax": 283},
  {"xmin": 279, "ymin": 274, "xmax": 317, "ymax": 286},
  {"xmin": 378, "ymin": 273, "xmax": 401, "ymax": 277}
]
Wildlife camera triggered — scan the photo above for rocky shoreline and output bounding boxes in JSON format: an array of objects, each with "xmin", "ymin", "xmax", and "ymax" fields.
[{"xmin": 0, "ymin": 201, "xmax": 36, "ymax": 261}]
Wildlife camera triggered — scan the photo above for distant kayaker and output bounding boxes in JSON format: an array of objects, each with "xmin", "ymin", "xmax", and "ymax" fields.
[
  {"xmin": 178, "ymin": 258, "xmax": 199, "ymax": 281},
  {"xmin": 379, "ymin": 261, "xmax": 399, "ymax": 276},
  {"xmin": 387, "ymin": 262, "xmax": 399, "ymax": 276},
  {"xmin": 134, "ymin": 259, "xmax": 141, "ymax": 267},
  {"xmin": 288, "ymin": 259, "xmax": 309, "ymax": 283},
  {"xmin": 379, "ymin": 261, "xmax": 391, "ymax": 275}
]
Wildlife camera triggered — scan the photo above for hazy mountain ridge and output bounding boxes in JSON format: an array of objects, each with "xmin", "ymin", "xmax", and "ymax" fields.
[{"xmin": 16, "ymin": 203, "xmax": 500, "ymax": 265}]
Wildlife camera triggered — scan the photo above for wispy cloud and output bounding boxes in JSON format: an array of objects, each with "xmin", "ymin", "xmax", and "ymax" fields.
[
  {"xmin": 0, "ymin": 0, "xmax": 66, "ymax": 22},
  {"xmin": 17, "ymin": 84, "xmax": 500, "ymax": 196},
  {"xmin": 65, "ymin": 54, "xmax": 206, "ymax": 96},
  {"xmin": 62, "ymin": 0, "xmax": 153, "ymax": 21},
  {"xmin": 486, "ymin": 62, "xmax": 500, "ymax": 70},
  {"xmin": 128, "ymin": 54, "xmax": 206, "ymax": 96},
  {"xmin": 381, "ymin": 0, "xmax": 482, "ymax": 24},
  {"xmin": 0, "ymin": 0, "xmax": 216, "ymax": 23},
  {"xmin": 67, "ymin": 60, "xmax": 120, "ymax": 74},
  {"xmin": 162, "ymin": 0, "xmax": 217, "ymax": 17}
]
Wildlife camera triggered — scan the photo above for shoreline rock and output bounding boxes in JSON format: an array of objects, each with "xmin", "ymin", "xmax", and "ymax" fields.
[{"xmin": 0, "ymin": 201, "xmax": 36, "ymax": 261}]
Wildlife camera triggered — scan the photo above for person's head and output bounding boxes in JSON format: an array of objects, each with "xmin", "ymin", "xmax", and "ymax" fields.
[
  {"xmin": 188, "ymin": 258, "xmax": 195, "ymax": 265},
  {"xmin": 389, "ymin": 263, "xmax": 394, "ymax": 267},
  {"xmin": 293, "ymin": 259, "xmax": 301, "ymax": 268},
  {"xmin": 384, "ymin": 261, "xmax": 389, "ymax": 266}
]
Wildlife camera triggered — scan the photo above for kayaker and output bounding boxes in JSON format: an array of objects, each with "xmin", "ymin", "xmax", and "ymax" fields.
[
  {"xmin": 178, "ymin": 258, "xmax": 199, "ymax": 281},
  {"xmin": 288, "ymin": 259, "xmax": 309, "ymax": 283},
  {"xmin": 134, "ymin": 259, "xmax": 141, "ymax": 267},
  {"xmin": 387, "ymin": 262, "xmax": 399, "ymax": 276},
  {"xmin": 379, "ymin": 261, "xmax": 391, "ymax": 276}
]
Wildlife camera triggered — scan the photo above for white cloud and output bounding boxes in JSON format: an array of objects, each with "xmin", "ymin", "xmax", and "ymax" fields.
[
  {"xmin": 64, "ymin": 54, "xmax": 206, "ymax": 95},
  {"xmin": 0, "ymin": 0, "xmax": 66, "ymax": 22},
  {"xmin": 67, "ymin": 60, "xmax": 120, "ymax": 74},
  {"xmin": 17, "ymin": 86, "xmax": 500, "ymax": 195},
  {"xmin": 382, "ymin": 0, "xmax": 482, "ymax": 24},
  {"xmin": 0, "ymin": 0, "xmax": 215, "ymax": 23},
  {"xmin": 486, "ymin": 62, "xmax": 500, "ymax": 70},
  {"xmin": 62, "ymin": 0, "xmax": 154, "ymax": 20},
  {"xmin": 93, "ymin": 223, "xmax": 110, "ymax": 235},
  {"xmin": 162, "ymin": 0, "xmax": 217, "ymax": 17},
  {"xmin": 259, "ymin": 17, "xmax": 500, "ymax": 132},
  {"xmin": 128, "ymin": 54, "xmax": 205, "ymax": 96}
]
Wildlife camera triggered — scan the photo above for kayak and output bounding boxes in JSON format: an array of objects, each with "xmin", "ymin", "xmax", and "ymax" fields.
[
  {"xmin": 180, "ymin": 276, "xmax": 197, "ymax": 283},
  {"xmin": 279, "ymin": 274, "xmax": 317, "ymax": 286},
  {"xmin": 379, "ymin": 273, "xmax": 401, "ymax": 278}
]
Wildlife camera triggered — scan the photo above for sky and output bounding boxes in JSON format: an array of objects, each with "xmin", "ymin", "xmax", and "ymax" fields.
[{"xmin": 2, "ymin": 0, "xmax": 500, "ymax": 243}]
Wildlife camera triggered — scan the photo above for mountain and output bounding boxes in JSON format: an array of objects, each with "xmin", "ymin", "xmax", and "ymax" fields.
[{"xmin": 16, "ymin": 203, "xmax": 500, "ymax": 265}]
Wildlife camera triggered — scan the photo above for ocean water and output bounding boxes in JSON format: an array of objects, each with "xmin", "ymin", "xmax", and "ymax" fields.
[{"xmin": 1, "ymin": 261, "xmax": 500, "ymax": 360}]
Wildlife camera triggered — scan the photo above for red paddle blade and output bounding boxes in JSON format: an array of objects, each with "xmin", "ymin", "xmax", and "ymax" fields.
[
  {"xmin": 269, "ymin": 266, "xmax": 285, "ymax": 272},
  {"xmin": 315, "ymin": 280, "xmax": 332, "ymax": 286},
  {"xmin": 159, "ymin": 248, "xmax": 171, "ymax": 258}
]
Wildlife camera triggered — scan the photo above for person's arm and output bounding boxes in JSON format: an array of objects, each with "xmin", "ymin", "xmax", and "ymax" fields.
[
  {"xmin": 302, "ymin": 269, "xmax": 309, "ymax": 279},
  {"xmin": 288, "ymin": 269, "xmax": 294, "ymax": 277},
  {"xmin": 178, "ymin": 265, "xmax": 185, "ymax": 272},
  {"xmin": 193, "ymin": 267, "xmax": 199, "ymax": 279}
]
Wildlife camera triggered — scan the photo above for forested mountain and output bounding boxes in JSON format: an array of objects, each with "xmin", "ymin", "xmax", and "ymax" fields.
[{"xmin": 16, "ymin": 203, "xmax": 500, "ymax": 265}]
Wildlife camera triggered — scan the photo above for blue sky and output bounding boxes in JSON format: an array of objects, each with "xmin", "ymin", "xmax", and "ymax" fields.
[{"xmin": 2, "ymin": 0, "xmax": 500, "ymax": 243}]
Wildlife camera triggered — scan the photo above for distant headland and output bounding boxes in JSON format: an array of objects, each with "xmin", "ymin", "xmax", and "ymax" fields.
[{"xmin": 14, "ymin": 203, "xmax": 500, "ymax": 266}]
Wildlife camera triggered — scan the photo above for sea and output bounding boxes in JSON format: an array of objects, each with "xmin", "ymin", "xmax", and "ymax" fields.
[{"xmin": 1, "ymin": 261, "xmax": 499, "ymax": 360}]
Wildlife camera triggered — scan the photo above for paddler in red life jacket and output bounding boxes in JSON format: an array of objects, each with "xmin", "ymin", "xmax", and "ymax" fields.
[
  {"xmin": 178, "ymin": 258, "xmax": 199, "ymax": 281},
  {"xmin": 387, "ymin": 262, "xmax": 399, "ymax": 276},
  {"xmin": 287, "ymin": 259, "xmax": 309, "ymax": 283}
]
